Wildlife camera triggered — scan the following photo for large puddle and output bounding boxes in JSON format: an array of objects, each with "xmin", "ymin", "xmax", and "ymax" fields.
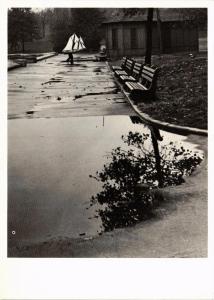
[{"xmin": 8, "ymin": 115, "xmax": 203, "ymax": 247}]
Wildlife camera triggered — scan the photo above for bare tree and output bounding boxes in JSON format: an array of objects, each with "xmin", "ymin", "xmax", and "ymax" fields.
[{"xmin": 38, "ymin": 9, "xmax": 53, "ymax": 38}]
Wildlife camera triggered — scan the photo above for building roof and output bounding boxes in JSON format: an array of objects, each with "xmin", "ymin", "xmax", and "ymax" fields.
[{"xmin": 102, "ymin": 8, "xmax": 191, "ymax": 24}]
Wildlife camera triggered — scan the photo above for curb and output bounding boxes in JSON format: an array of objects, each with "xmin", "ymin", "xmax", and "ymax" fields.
[
  {"xmin": 8, "ymin": 62, "xmax": 27, "ymax": 71},
  {"xmin": 107, "ymin": 62, "xmax": 208, "ymax": 137},
  {"xmin": 8, "ymin": 53, "xmax": 58, "ymax": 71},
  {"xmin": 126, "ymin": 95, "xmax": 208, "ymax": 136},
  {"xmin": 36, "ymin": 52, "xmax": 58, "ymax": 62}
]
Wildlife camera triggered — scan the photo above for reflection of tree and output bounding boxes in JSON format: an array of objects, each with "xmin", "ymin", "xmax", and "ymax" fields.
[{"xmin": 90, "ymin": 131, "xmax": 203, "ymax": 232}]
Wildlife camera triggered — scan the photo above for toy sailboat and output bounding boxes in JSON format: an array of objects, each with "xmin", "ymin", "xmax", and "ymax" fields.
[{"xmin": 62, "ymin": 34, "xmax": 86, "ymax": 53}]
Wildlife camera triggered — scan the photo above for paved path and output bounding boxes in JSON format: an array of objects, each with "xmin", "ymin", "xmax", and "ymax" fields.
[
  {"xmin": 8, "ymin": 59, "xmax": 26, "ymax": 70},
  {"xmin": 8, "ymin": 54, "xmax": 207, "ymax": 257},
  {"xmin": 8, "ymin": 54, "xmax": 136, "ymax": 250},
  {"xmin": 8, "ymin": 54, "xmax": 132, "ymax": 119}
]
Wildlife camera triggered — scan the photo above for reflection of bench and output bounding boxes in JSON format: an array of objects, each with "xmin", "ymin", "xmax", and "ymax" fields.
[
  {"xmin": 112, "ymin": 57, "xmax": 127, "ymax": 71},
  {"xmin": 119, "ymin": 62, "xmax": 143, "ymax": 84},
  {"xmin": 114, "ymin": 58, "xmax": 134, "ymax": 78},
  {"xmin": 125, "ymin": 65, "xmax": 159, "ymax": 102}
]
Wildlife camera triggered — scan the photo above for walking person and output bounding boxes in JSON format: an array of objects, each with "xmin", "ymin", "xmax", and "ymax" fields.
[
  {"xmin": 66, "ymin": 52, "xmax": 73, "ymax": 65},
  {"xmin": 63, "ymin": 34, "xmax": 86, "ymax": 64}
]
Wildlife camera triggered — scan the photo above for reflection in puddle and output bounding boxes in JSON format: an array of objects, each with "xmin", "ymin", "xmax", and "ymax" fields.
[
  {"xmin": 8, "ymin": 115, "xmax": 204, "ymax": 245},
  {"xmin": 90, "ymin": 124, "xmax": 204, "ymax": 233}
]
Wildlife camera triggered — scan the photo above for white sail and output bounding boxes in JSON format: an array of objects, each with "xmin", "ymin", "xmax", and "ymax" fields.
[
  {"xmin": 62, "ymin": 34, "xmax": 77, "ymax": 53},
  {"xmin": 62, "ymin": 34, "xmax": 86, "ymax": 53},
  {"xmin": 79, "ymin": 36, "xmax": 86, "ymax": 50}
]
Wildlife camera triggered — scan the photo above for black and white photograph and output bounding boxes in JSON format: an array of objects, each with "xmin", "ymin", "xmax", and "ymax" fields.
[
  {"xmin": 1, "ymin": 1, "xmax": 214, "ymax": 299},
  {"xmin": 7, "ymin": 7, "xmax": 208, "ymax": 257}
]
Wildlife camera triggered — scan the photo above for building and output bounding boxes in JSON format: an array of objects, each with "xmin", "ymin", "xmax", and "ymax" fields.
[{"xmin": 102, "ymin": 9, "xmax": 199, "ymax": 58}]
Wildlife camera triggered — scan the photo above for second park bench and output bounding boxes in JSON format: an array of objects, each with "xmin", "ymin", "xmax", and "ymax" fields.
[{"xmin": 124, "ymin": 65, "xmax": 160, "ymax": 102}]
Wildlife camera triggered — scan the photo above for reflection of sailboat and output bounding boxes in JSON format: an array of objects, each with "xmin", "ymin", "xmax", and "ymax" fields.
[{"xmin": 62, "ymin": 33, "xmax": 86, "ymax": 53}]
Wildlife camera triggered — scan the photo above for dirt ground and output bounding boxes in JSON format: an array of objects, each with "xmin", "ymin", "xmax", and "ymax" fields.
[{"xmin": 109, "ymin": 53, "xmax": 207, "ymax": 130}]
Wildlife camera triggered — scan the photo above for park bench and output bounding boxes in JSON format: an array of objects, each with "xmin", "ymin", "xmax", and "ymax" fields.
[
  {"xmin": 125, "ymin": 65, "xmax": 159, "ymax": 102},
  {"xmin": 114, "ymin": 58, "xmax": 134, "ymax": 78},
  {"xmin": 119, "ymin": 62, "xmax": 143, "ymax": 84},
  {"xmin": 112, "ymin": 57, "xmax": 127, "ymax": 71}
]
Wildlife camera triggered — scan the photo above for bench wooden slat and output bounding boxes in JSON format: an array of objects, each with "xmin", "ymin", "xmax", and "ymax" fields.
[
  {"xmin": 120, "ymin": 75, "xmax": 136, "ymax": 82},
  {"xmin": 144, "ymin": 65, "xmax": 157, "ymax": 73},
  {"xmin": 142, "ymin": 69, "xmax": 154, "ymax": 78},
  {"xmin": 126, "ymin": 83, "xmax": 147, "ymax": 91},
  {"xmin": 113, "ymin": 58, "xmax": 159, "ymax": 102},
  {"xmin": 126, "ymin": 81, "xmax": 147, "ymax": 90},
  {"xmin": 125, "ymin": 64, "xmax": 160, "ymax": 102},
  {"xmin": 140, "ymin": 73, "xmax": 153, "ymax": 82},
  {"xmin": 115, "ymin": 58, "xmax": 135, "ymax": 79},
  {"xmin": 115, "ymin": 70, "xmax": 127, "ymax": 75},
  {"xmin": 125, "ymin": 60, "xmax": 134, "ymax": 72},
  {"xmin": 119, "ymin": 62, "xmax": 143, "ymax": 84}
]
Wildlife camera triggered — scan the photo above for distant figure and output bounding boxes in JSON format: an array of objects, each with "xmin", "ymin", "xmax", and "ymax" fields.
[
  {"xmin": 66, "ymin": 53, "xmax": 73, "ymax": 64},
  {"xmin": 96, "ymin": 44, "xmax": 107, "ymax": 61},
  {"xmin": 100, "ymin": 45, "xmax": 106, "ymax": 55}
]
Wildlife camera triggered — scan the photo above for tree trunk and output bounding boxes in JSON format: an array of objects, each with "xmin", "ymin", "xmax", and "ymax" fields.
[
  {"xmin": 156, "ymin": 8, "xmax": 163, "ymax": 54},
  {"xmin": 22, "ymin": 39, "xmax": 25, "ymax": 53},
  {"xmin": 145, "ymin": 8, "xmax": 154, "ymax": 65},
  {"xmin": 42, "ymin": 20, "xmax": 46, "ymax": 38}
]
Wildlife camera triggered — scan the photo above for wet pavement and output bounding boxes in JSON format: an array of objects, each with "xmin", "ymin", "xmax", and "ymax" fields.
[
  {"xmin": 8, "ymin": 115, "xmax": 202, "ymax": 248},
  {"xmin": 8, "ymin": 54, "xmax": 131, "ymax": 119},
  {"xmin": 8, "ymin": 54, "xmax": 135, "ymax": 247},
  {"xmin": 8, "ymin": 54, "xmax": 206, "ymax": 255},
  {"xmin": 8, "ymin": 116, "xmax": 145, "ymax": 245}
]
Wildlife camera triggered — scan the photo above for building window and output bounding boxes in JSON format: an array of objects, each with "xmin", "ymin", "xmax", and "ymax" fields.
[
  {"xmin": 130, "ymin": 28, "xmax": 138, "ymax": 48},
  {"xmin": 112, "ymin": 28, "xmax": 118, "ymax": 49}
]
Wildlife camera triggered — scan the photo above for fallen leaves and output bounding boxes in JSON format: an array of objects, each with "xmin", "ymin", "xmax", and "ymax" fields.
[{"xmin": 140, "ymin": 55, "xmax": 207, "ymax": 129}]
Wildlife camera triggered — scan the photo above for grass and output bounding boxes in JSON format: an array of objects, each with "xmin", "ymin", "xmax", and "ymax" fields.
[{"xmin": 110, "ymin": 53, "xmax": 207, "ymax": 130}]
